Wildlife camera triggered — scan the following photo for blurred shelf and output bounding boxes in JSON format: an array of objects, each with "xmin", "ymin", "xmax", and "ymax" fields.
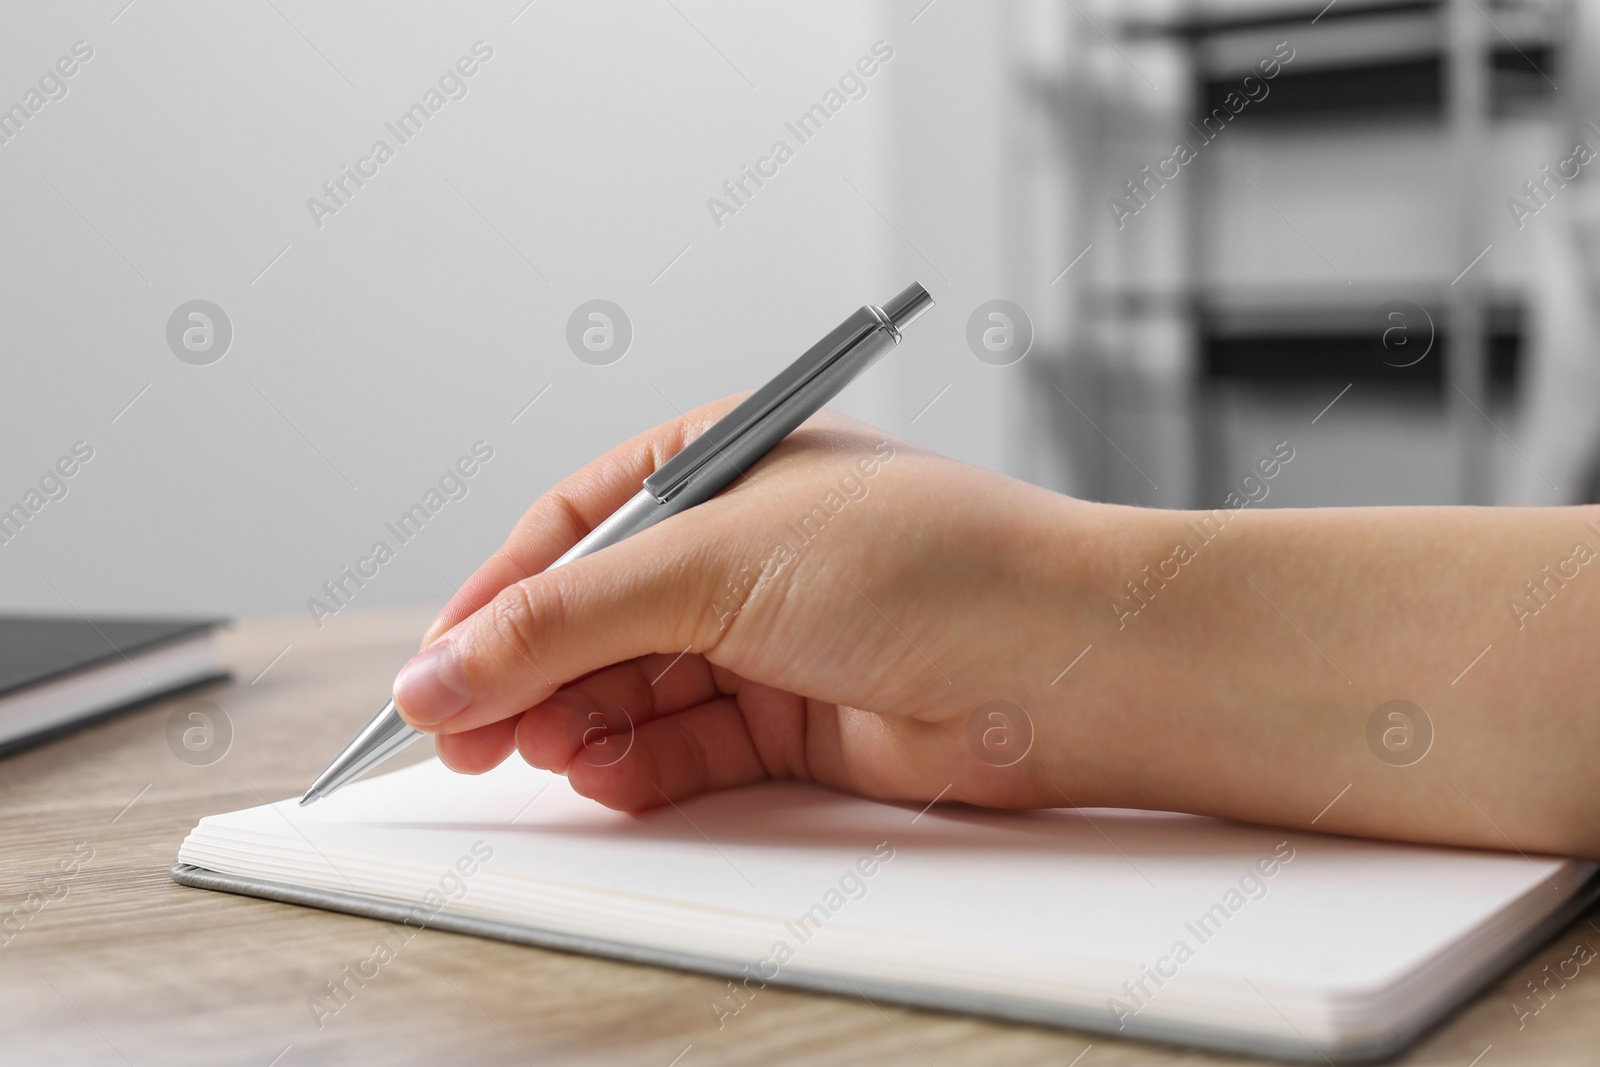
[
  {"xmin": 1199, "ymin": 48, "xmax": 1554, "ymax": 120},
  {"xmin": 1087, "ymin": 285, "xmax": 1523, "ymax": 394},
  {"xmin": 1086, "ymin": 284, "xmax": 1520, "ymax": 322},
  {"xmin": 1202, "ymin": 321, "xmax": 1520, "ymax": 392},
  {"xmin": 1124, "ymin": 0, "xmax": 1540, "ymax": 40},
  {"xmin": 1120, "ymin": 0, "xmax": 1560, "ymax": 119},
  {"xmin": 1052, "ymin": 0, "xmax": 1559, "ymax": 502}
]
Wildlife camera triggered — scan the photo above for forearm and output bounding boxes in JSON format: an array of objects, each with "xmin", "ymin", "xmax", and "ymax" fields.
[{"xmin": 1034, "ymin": 501, "xmax": 1600, "ymax": 859}]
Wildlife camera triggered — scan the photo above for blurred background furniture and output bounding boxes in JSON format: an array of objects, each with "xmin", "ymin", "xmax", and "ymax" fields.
[{"xmin": 1026, "ymin": 0, "xmax": 1581, "ymax": 508}]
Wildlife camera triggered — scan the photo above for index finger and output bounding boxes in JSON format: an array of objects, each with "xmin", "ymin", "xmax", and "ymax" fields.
[{"xmin": 419, "ymin": 393, "xmax": 747, "ymax": 648}]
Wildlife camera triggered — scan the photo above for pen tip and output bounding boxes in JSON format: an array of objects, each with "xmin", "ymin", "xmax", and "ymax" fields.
[{"xmin": 299, "ymin": 790, "xmax": 320, "ymax": 808}]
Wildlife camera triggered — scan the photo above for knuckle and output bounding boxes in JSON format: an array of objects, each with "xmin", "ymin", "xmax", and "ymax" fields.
[
  {"xmin": 479, "ymin": 579, "xmax": 550, "ymax": 672},
  {"xmin": 530, "ymin": 490, "xmax": 589, "ymax": 547},
  {"xmin": 667, "ymin": 533, "xmax": 735, "ymax": 655}
]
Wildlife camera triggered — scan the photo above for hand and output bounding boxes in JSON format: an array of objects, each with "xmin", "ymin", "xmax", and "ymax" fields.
[
  {"xmin": 386, "ymin": 397, "xmax": 1600, "ymax": 860},
  {"xmin": 393, "ymin": 396, "xmax": 1091, "ymax": 811}
]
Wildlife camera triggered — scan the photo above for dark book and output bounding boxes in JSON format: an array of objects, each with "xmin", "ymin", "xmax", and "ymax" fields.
[{"xmin": 0, "ymin": 614, "xmax": 228, "ymax": 756}]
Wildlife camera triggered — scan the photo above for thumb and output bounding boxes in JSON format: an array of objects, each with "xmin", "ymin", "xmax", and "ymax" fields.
[
  {"xmin": 392, "ymin": 518, "xmax": 728, "ymax": 735},
  {"xmin": 418, "ymin": 394, "xmax": 747, "ymax": 650}
]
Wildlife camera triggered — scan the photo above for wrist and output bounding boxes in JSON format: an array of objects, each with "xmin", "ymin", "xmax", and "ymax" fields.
[{"xmin": 1011, "ymin": 498, "xmax": 1198, "ymax": 808}]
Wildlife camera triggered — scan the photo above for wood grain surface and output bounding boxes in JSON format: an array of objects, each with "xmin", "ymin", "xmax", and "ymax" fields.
[{"xmin": 0, "ymin": 609, "xmax": 1595, "ymax": 1067}]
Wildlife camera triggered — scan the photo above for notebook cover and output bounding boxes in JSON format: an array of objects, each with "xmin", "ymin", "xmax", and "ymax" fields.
[
  {"xmin": 168, "ymin": 860, "xmax": 1600, "ymax": 1063},
  {"xmin": 0, "ymin": 673, "xmax": 231, "ymax": 758},
  {"xmin": 0, "ymin": 614, "xmax": 226, "ymax": 698}
]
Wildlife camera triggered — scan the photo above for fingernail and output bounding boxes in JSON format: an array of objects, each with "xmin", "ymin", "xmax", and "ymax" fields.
[{"xmin": 394, "ymin": 640, "xmax": 472, "ymax": 725}]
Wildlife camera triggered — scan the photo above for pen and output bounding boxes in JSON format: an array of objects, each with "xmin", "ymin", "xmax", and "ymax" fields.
[{"xmin": 300, "ymin": 281, "xmax": 934, "ymax": 806}]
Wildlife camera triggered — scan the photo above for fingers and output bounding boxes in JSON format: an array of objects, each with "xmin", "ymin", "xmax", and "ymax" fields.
[
  {"xmin": 435, "ymin": 716, "xmax": 519, "ymax": 775},
  {"xmin": 419, "ymin": 394, "xmax": 748, "ymax": 648},
  {"xmin": 434, "ymin": 653, "xmax": 756, "ymax": 808},
  {"xmin": 510, "ymin": 653, "xmax": 720, "ymax": 770},
  {"xmin": 440, "ymin": 691, "xmax": 782, "ymax": 810},
  {"xmin": 512, "ymin": 671, "xmax": 819, "ymax": 811},
  {"xmin": 545, "ymin": 696, "xmax": 775, "ymax": 811},
  {"xmin": 392, "ymin": 515, "xmax": 728, "ymax": 735}
]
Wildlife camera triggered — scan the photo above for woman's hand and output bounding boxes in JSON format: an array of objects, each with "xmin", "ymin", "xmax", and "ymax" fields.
[
  {"xmin": 390, "ymin": 396, "xmax": 1600, "ymax": 860},
  {"xmin": 393, "ymin": 396, "xmax": 1100, "ymax": 812}
]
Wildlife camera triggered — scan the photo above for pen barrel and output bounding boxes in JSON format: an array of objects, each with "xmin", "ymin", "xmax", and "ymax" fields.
[
  {"xmin": 642, "ymin": 306, "xmax": 900, "ymax": 504},
  {"xmin": 664, "ymin": 307, "xmax": 898, "ymax": 508},
  {"xmin": 550, "ymin": 308, "xmax": 900, "ymax": 570},
  {"xmin": 302, "ymin": 699, "xmax": 424, "ymax": 801}
]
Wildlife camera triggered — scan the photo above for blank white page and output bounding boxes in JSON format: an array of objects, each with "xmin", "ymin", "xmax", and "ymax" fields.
[{"xmin": 178, "ymin": 757, "xmax": 1593, "ymax": 1055}]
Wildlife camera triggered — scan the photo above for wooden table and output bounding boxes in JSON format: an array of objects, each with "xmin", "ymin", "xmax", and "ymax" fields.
[{"xmin": 1, "ymin": 610, "xmax": 1595, "ymax": 1066}]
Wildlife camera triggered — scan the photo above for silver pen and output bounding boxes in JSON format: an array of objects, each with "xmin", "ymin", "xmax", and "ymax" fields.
[{"xmin": 300, "ymin": 281, "xmax": 934, "ymax": 806}]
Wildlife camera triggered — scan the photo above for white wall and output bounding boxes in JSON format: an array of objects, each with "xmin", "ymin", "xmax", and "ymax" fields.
[{"xmin": 0, "ymin": 1, "xmax": 1038, "ymax": 629}]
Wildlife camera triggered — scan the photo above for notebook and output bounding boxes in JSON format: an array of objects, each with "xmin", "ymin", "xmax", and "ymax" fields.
[
  {"xmin": 0, "ymin": 614, "xmax": 227, "ymax": 756},
  {"xmin": 173, "ymin": 757, "xmax": 1597, "ymax": 1062}
]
